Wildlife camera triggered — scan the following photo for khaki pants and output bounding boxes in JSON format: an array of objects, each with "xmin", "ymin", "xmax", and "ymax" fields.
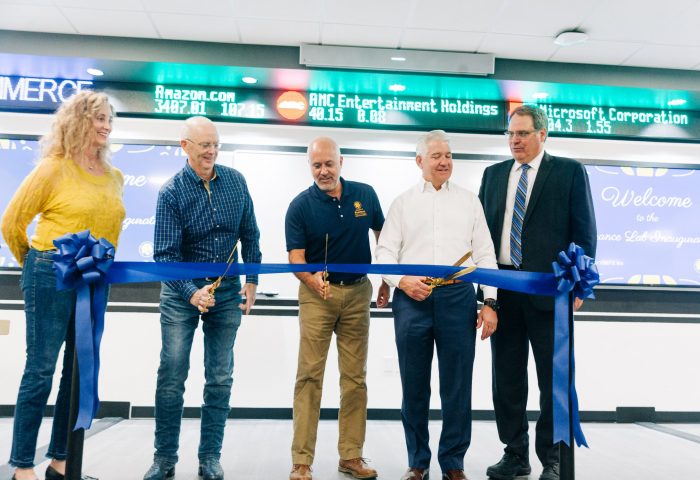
[{"xmin": 291, "ymin": 278, "xmax": 373, "ymax": 465}]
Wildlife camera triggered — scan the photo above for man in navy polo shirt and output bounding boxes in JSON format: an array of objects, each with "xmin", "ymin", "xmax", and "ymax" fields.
[{"xmin": 285, "ymin": 136, "xmax": 388, "ymax": 480}]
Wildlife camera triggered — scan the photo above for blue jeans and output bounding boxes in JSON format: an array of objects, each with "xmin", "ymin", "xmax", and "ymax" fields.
[
  {"xmin": 393, "ymin": 282, "xmax": 477, "ymax": 473},
  {"xmin": 153, "ymin": 278, "xmax": 242, "ymax": 464},
  {"xmin": 10, "ymin": 248, "xmax": 77, "ymax": 468}
]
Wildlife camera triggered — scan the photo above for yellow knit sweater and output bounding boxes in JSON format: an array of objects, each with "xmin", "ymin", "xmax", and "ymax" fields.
[{"xmin": 1, "ymin": 156, "xmax": 126, "ymax": 266}]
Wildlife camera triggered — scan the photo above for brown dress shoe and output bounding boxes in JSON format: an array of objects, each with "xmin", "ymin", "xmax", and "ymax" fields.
[
  {"xmin": 339, "ymin": 458, "xmax": 378, "ymax": 479},
  {"xmin": 441, "ymin": 470, "xmax": 467, "ymax": 480},
  {"xmin": 290, "ymin": 464, "xmax": 312, "ymax": 480},
  {"xmin": 401, "ymin": 468, "xmax": 429, "ymax": 480}
]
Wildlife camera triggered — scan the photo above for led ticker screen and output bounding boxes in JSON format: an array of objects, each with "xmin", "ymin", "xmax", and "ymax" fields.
[
  {"xmin": 538, "ymin": 103, "xmax": 700, "ymax": 141},
  {"xmin": 3, "ymin": 74, "xmax": 700, "ymax": 141},
  {"xmin": 147, "ymin": 84, "xmax": 505, "ymax": 132}
]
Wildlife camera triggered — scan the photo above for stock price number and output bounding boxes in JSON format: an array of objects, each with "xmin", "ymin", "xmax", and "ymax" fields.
[
  {"xmin": 308, "ymin": 106, "xmax": 344, "ymax": 122},
  {"xmin": 586, "ymin": 119, "xmax": 612, "ymax": 135},
  {"xmin": 357, "ymin": 109, "xmax": 387, "ymax": 124},
  {"xmin": 155, "ymin": 99, "xmax": 206, "ymax": 115},
  {"xmin": 548, "ymin": 118, "xmax": 574, "ymax": 133},
  {"xmin": 221, "ymin": 102, "xmax": 265, "ymax": 118}
]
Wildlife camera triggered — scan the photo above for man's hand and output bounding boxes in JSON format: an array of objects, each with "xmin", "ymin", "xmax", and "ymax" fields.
[
  {"xmin": 239, "ymin": 283, "xmax": 257, "ymax": 315},
  {"xmin": 376, "ymin": 280, "xmax": 390, "ymax": 308},
  {"xmin": 190, "ymin": 285, "xmax": 216, "ymax": 313},
  {"xmin": 398, "ymin": 276, "xmax": 432, "ymax": 301},
  {"xmin": 305, "ymin": 271, "xmax": 331, "ymax": 300},
  {"xmin": 477, "ymin": 304, "xmax": 498, "ymax": 340},
  {"xmin": 574, "ymin": 297, "xmax": 584, "ymax": 311}
]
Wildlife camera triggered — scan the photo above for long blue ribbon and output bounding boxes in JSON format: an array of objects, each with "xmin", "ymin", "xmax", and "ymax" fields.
[
  {"xmin": 53, "ymin": 231, "xmax": 598, "ymax": 447},
  {"xmin": 53, "ymin": 231, "xmax": 114, "ymax": 430},
  {"xmin": 552, "ymin": 243, "xmax": 599, "ymax": 447}
]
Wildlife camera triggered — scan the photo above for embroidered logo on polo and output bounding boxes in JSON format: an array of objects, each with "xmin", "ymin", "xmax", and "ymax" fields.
[{"xmin": 353, "ymin": 201, "xmax": 367, "ymax": 217}]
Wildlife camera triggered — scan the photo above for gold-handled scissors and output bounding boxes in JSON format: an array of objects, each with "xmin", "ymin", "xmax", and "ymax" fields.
[
  {"xmin": 322, "ymin": 233, "xmax": 329, "ymax": 300},
  {"xmin": 208, "ymin": 241, "xmax": 239, "ymax": 301},
  {"xmin": 424, "ymin": 250, "xmax": 477, "ymax": 294}
]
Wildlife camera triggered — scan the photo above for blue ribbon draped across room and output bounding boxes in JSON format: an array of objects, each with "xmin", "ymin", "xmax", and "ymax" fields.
[{"xmin": 53, "ymin": 231, "xmax": 597, "ymax": 446}]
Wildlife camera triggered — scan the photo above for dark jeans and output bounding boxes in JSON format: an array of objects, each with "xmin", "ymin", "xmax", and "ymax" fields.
[
  {"xmin": 490, "ymin": 289, "xmax": 558, "ymax": 466},
  {"xmin": 392, "ymin": 282, "xmax": 477, "ymax": 473},
  {"xmin": 10, "ymin": 248, "xmax": 77, "ymax": 468},
  {"xmin": 153, "ymin": 278, "xmax": 242, "ymax": 464}
]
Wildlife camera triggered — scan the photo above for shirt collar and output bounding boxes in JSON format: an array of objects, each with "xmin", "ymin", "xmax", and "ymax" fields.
[
  {"xmin": 419, "ymin": 179, "xmax": 451, "ymax": 193},
  {"xmin": 512, "ymin": 149, "xmax": 545, "ymax": 173},
  {"xmin": 184, "ymin": 160, "xmax": 217, "ymax": 183},
  {"xmin": 312, "ymin": 176, "xmax": 346, "ymax": 202}
]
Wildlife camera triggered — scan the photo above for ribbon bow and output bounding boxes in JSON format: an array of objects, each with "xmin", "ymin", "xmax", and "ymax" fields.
[
  {"xmin": 551, "ymin": 242, "xmax": 599, "ymax": 448},
  {"xmin": 53, "ymin": 230, "xmax": 114, "ymax": 430}
]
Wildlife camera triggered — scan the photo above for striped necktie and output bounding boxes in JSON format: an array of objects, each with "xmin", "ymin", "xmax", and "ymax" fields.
[{"xmin": 510, "ymin": 163, "xmax": 531, "ymax": 269}]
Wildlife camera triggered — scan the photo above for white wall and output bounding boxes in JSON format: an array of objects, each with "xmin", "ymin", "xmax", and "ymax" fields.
[{"xmin": 1, "ymin": 112, "xmax": 699, "ymax": 413}]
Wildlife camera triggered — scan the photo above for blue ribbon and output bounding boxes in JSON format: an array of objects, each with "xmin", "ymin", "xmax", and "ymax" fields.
[
  {"xmin": 551, "ymin": 243, "xmax": 599, "ymax": 447},
  {"xmin": 53, "ymin": 231, "xmax": 114, "ymax": 431},
  {"xmin": 54, "ymin": 231, "xmax": 595, "ymax": 446}
]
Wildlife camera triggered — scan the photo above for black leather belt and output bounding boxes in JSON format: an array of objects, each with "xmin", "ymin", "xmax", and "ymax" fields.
[
  {"xmin": 497, "ymin": 264, "xmax": 519, "ymax": 271},
  {"xmin": 330, "ymin": 276, "xmax": 367, "ymax": 286}
]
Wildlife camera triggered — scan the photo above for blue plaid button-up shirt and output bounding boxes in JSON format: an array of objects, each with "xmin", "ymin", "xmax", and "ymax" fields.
[{"xmin": 154, "ymin": 161, "xmax": 261, "ymax": 302}]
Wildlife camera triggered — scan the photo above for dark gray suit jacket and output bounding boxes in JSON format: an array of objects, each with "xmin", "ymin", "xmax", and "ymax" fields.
[{"xmin": 478, "ymin": 152, "xmax": 597, "ymax": 310}]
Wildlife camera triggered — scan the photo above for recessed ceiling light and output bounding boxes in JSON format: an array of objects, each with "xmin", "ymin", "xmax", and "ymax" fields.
[
  {"xmin": 86, "ymin": 68, "xmax": 104, "ymax": 76},
  {"xmin": 532, "ymin": 92, "xmax": 549, "ymax": 99},
  {"xmin": 390, "ymin": 56, "xmax": 407, "ymax": 62},
  {"xmin": 667, "ymin": 99, "xmax": 687, "ymax": 106},
  {"xmin": 553, "ymin": 30, "xmax": 588, "ymax": 46},
  {"xmin": 389, "ymin": 84, "xmax": 406, "ymax": 92},
  {"xmin": 242, "ymin": 76, "xmax": 258, "ymax": 84}
]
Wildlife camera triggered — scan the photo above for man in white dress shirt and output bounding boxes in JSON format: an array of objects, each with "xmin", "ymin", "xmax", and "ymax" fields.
[{"xmin": 375, "ymin": 130, "xmax": 499, "ymax": 480}]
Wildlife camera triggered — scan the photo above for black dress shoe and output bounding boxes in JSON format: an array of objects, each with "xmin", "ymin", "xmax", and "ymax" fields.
[
  {"xmin": 539, "ymin": 463, "xmax": 559, "ymax": 480},
  {"xmin": 45, "ymin": 465, "xmax": 98, "ymax": 480},
  {"xmin": 143, "ymin": 461, "xmax": 175, "ymax": 480},
  {"xmin": 486, "ymin": 453, "xmax": 531, "ymax": 480},
  {"xmin": 198, "ymin": 458, "xmax": 224, "ymax": 480}
]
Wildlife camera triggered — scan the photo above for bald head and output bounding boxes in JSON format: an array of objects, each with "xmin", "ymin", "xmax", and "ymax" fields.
[
  {"xmin": 307, "ymin": 136, "xmax": 343, "ymax": 196},
  {"xmin": 180, "ymin": 116, "xmax": 217, "ymax": 142}
]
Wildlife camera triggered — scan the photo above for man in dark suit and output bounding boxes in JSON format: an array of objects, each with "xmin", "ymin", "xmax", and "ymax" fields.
[{"xmin": 478, "ymin": 105, "xmax": 597, "ymax": 480}]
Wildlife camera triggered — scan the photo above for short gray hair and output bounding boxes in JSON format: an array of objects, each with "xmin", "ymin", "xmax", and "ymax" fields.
[
  {"xmin": 180, "ymin": 116, "xmax": 215, "ymax": 141},
  {"xmin": 510, "ymin": 105, "xmax": 548, "ymax": 131},
  {"xmin": 416, "ymin": 130, "xmax": 450, "ymax": 158}
]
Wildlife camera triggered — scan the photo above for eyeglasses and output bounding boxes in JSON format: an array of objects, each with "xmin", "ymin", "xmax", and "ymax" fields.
[
  {"xmin": 504, "ymin": 130, "xmax": 536, "ymax": 139},
  {"xmin": 185, "ymin": 138, "xmax": 221, "ymax": 150}
]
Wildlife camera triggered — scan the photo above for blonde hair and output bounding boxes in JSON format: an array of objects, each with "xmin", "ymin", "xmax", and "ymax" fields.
[{"xmin": 40, "ymin": 90, "xmax": 114, "ymax": 167}]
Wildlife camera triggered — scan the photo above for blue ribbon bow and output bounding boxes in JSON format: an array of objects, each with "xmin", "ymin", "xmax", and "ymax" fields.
[
  {"xmin": 551, "ymin": 243, "xmax": 599, "ymax": 447},
  {"xmin": 53, "ymin": 231, "xmax": 114, "ymax": 431}
]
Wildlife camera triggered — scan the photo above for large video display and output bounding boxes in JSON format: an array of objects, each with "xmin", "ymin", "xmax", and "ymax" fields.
[{"xmin": 0, "ymin": 137, "xmax": 698, "ymax": 287}]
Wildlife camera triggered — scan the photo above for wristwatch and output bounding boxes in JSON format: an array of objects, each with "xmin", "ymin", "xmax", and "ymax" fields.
[{"xmin": 483, "ymin": 298, "xmax": 499, "ymax": 311}]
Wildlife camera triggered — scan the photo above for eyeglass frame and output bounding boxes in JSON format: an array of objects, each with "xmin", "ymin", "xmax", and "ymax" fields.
[
  {"xmin": 184, "ymin": 138, "xmax": 222, "ymax": 150},
  {"xmin": 503, "ymin": 130, "xmax": 540, "ymax": 139}
]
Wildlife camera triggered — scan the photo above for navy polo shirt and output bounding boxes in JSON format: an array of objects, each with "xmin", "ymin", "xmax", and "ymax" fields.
[{"xmin": 285, "ymin": 177, "xmax": 384, "ymax": 283}]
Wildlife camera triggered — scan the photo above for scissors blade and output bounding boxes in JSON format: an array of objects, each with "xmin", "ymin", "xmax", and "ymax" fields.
[
  {"xmin": 210, "ymin": 241, "xmax": 238, "ymax": 291},
  {"xmin": 444, "ymin": 250, "xmax": 473, "ymax": 280},
  {"xmin": 445, "ymin": 265, "xmax": 477, "ymax": 280}
]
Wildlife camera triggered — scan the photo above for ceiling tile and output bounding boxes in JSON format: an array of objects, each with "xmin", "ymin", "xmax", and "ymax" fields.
[
  {"xmin": 549, "ymin": 40, "xmax": 643, "ymax": 66},
  {"xmin": 151, "ymin": 13, "xmax": 240, "ymax": 43},
  {"xmin": 580, "ymin": 0, "xmax": 696, "ymax": 43},
  {"xmin": 140, "ymin": 0, "xmax": 235, "ymax": 16},
  {"xmin": 623, "ymin": 44, "xmax": 700, "ymax": 70},
  {"xmin": 321, "ymin": 24, "xmax": 402, "ymax": 48},
  {"xmin": 401, "ymin": 29, "xmax": 483, "ymax": 52},
  {"xmin": 61, "ymin": 8, "xmax": 160, "ymax": 38},
  {"xmin": 0, "ymin": 0, "xmax": 53, "ymax": 5},
  {"xmin": 646, "ymin": 3, "xmax": 700, "ymax": 46},
  {"xmin": 232, "ymin": 0, "xmax": 323, "ymax": 22},
  {"xmin": 478, "ymin": 33, "xmax": 559, "ymax": 62},
  {"xmin": 54, "ymin": 0, "xmax": 145, "ymax": 10},
  {"xmin": 0, "ymin": 4, "xmax": 75, "ymax": 33},
  {"xmin": 238, "ymin": 19, "xmax": 319, "ymax": 46},
  {"xmin": 324, "ymin": 0, "xmax": 408, "ymax": 27},
  {"xmin": 492, "ymin": 0, "xmax": 606, "ymax": 36},
  {"xmin": 408, "ymin": 0, "xmax": 506, "ymax": 31}
]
